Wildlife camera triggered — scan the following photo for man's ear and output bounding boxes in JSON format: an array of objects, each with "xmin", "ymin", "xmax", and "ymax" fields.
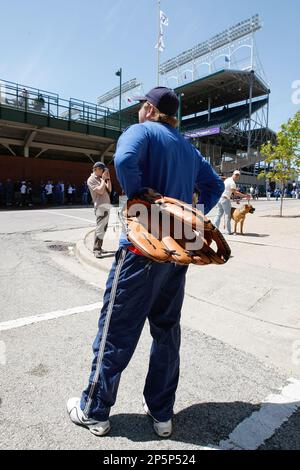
[{"xmin": 146, "ymin": 104, "xmax": 155, "ymax": 119}]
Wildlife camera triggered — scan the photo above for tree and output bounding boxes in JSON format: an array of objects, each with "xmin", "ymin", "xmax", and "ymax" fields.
[{"xmin": 258, "ymin": 111, "xmax": 300, "ymax": 216}]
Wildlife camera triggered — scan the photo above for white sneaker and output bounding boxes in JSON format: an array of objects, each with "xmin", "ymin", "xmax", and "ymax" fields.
[
  {"xmin": 67, "ymin": 397, "xmax": 110, "ymax": 436},
  {"xmin": 142, "ymin": 397, "xmax": 173, "ymax": 438}
]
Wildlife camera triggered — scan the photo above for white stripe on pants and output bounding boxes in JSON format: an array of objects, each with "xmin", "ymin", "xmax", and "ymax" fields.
[{"xmin": 83, "ymin": 248, "xmax": 127, "ymax": 416}]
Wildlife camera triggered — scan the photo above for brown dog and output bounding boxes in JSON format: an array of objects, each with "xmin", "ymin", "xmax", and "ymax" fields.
[{"xmin": 231, "ymin": 204, "xmax": 256, "ymax": 235}]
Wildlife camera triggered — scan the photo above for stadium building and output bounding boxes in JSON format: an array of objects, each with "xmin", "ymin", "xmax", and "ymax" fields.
[{"xmin": 0, "ymin": 14, "xmax": 275, "ymax": 203}]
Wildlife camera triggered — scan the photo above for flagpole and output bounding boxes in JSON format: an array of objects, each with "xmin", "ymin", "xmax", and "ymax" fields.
[{"xmin": 157, "ymin": 0, "xmax": 161, "ymax": 86}]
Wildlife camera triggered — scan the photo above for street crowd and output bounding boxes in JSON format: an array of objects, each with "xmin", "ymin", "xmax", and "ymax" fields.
[{"xmin": 0, "ymin": 179, "xmax": 92, "ymax": 208}]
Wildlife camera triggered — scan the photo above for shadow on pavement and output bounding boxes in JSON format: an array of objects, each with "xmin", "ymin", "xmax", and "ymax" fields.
[
  {"xmin": 95, "ymin": 252, "xmax": 116, "ymax": 260},
  {"xmin": 107, "ymin": 402, "xmax": 259, "ymax": 447},
  {"xmin": 261, "ymin": 215, "xmax": 300, "ymax": 219},
  {"xmin": 235, "ymin": 233, "xmax": 270, "ymax": 238},
  {"xmin": 105, "ymin": 401, "xmax": 300, "ymax": 449}
]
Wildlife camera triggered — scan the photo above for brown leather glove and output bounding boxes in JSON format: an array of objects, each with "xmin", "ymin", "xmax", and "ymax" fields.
[{"xmin": 120, "ymin": 190, "xmax": 231, "ymax": 266}]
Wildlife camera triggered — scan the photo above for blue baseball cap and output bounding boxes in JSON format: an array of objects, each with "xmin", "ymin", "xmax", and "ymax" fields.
[{"xmin": 133, "ymin": 86, "xmax": 179, "ymax": 116}]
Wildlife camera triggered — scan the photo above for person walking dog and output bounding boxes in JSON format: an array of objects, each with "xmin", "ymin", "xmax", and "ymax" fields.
[{"xmin": 214, "ymin": 170, "xmax": 250, "ymax": 235}]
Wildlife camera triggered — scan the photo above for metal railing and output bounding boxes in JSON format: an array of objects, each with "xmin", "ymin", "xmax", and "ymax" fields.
[
  {"xmin": 0, "ymin": 78, "xmax": 137, "ymax": 130},
  {"xmin": 220, "ymin": 152, "xmax": 263, "ymax": 173}
]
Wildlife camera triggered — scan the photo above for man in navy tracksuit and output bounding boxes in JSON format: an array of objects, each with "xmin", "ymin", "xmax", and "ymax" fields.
[{"xmin": 67, "ymin": 87, "xmax": 224, "ymax": 437}]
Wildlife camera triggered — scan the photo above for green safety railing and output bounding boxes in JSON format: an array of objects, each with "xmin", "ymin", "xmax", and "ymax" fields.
[{"xmin": 0, "ymin": 78, "xmax": 137, "ymax": 130}]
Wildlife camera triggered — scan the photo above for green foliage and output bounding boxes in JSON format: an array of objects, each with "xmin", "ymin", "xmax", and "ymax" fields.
[
  {"xmin": 258, "ymin": 111, "xmax": 300, "ymax": 216},
  {"xmin": 258, "ymin": 110, "xmax": 300, "ymax": 185}
]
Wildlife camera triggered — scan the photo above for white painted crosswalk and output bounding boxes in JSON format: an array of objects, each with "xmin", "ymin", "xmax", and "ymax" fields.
[{"xmin": 219, "ymin": 379, "xmax": 300, "ymax": 450}]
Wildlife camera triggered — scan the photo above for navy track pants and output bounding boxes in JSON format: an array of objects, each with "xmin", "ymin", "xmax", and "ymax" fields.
[{"xmin": 80, "ymin": 247, "xmax": 188, "ymax": 422}]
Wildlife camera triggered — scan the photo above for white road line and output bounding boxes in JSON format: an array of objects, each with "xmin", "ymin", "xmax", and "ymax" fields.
[
  {"xmin": 0, "ymin": 302, "xmax": 102, "ymax": 332},
  {"xmin": 200, "ymin": 446, "xmax": 219, "ymax": 451},
  {"xmin": 219, "ymin": 378, "xmax": 300, "ymax": 450},
  {"xmin": 41, "ymin": 210, "xmax": 95, "ymax": 224}
]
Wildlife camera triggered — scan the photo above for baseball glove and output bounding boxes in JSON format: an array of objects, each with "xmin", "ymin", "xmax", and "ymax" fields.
[{"xmin": 119, "ymin": 188, "xmax": 231, "ymax": 266}]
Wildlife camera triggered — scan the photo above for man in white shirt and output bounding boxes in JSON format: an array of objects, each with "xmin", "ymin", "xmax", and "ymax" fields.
[
  {"xmin": 59, "ymin": 181, "xmax": 65, "ymax": 205},
  {"xmin": 45, "ymin": 181, "xmax": 54, "ymax": 205},
  {"xmin": 214, "ymin": 170, "xmax": 250, "ymax": 235},
  {"xmin": 20, "ymin": 181, "xmax": 27, "ymax": 207}
]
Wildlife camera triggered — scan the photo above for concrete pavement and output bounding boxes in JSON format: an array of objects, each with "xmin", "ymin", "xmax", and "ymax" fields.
[
  {"xmin": 0, "ymin": 199, "xmax": 299, "ymax": 450},
  {"xmin": 76, "ymin": 200, "xmax": 300, "ymax": 375}
]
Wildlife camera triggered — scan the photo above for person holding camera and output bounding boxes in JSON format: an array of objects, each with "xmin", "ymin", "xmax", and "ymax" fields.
[{"xmin": 87, "ymin": 162, "xmax": 112, "ymax": 258}]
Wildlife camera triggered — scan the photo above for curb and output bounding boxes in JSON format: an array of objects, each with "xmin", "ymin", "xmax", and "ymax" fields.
[{"xmin": 75, "ymin": 229, "xmax": 111, "ymax": 273}]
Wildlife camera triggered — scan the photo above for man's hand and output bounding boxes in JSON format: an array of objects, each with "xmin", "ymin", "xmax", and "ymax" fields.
[
  {"xmin": 102, "ymin": 169, "xmax": 112, "ymax": 194},
  {"xmin": 102, "ymin": 169, "xmax": 110, "ymax": 181},
  {"xmin": 234, "ymin": 190, "xmax": 251, "ymax": 201}
]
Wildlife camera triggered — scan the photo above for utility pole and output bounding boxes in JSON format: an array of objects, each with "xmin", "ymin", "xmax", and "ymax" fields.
[
  {"xmin": 178, "ymin": 93, "xmax": 184, "ymax": 132},
  {"xmin": 115, "ymin": 68, "xmax": 122, "ymax": 131},
  {"xmin": 157, "ymin": 0, "xmax": 161, "ymax": 86}
]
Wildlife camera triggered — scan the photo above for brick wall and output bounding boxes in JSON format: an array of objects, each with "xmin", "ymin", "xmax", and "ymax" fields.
[{"xmin": 0, "ymin": 155, "xmax": 122, "ymax": 193}]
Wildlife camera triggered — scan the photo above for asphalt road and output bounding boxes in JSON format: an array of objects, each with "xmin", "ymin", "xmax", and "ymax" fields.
[{"xmin": 0, "ymin": 201, "xmax": 299, "ymax": 450}]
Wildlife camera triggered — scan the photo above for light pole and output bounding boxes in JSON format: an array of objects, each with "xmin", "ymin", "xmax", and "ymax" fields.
[
  {"xmin": 115, "ymin": 68, "xmax": 122, "ymax": 131},
  {"xmin": 177, "ymin": 93, "xmax": 184, "ymax": 133}
]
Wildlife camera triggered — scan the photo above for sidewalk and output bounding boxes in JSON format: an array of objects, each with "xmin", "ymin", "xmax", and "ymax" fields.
[
  {"xmin": 1, "ymin": 201, "xmax": 299, "ymax": 450},
  {"xmin": 76, "ymin": 200, "xmax": 300, "ymax": 276},
  {"xmin": 183, "ymin": 203, "xmax": 300, "ymax": 376},
  {"xmin": 73, "ymin": 201, "xmax": 300, "ymax": 375}
]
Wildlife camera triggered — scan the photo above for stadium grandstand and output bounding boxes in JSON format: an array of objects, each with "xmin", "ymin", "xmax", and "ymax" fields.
[
  {"xmin": 121, "ymin": 68, "xmax": 275, "ymax": 188},
  {"xmin": 0, "ymin": 14, "xmax": 276, "ymax": 197},
  {"xmin": 119, "ymin": 15, "xmax": 276, "ymax": 192},
  {"xmin": 0, "ymin": 78, "xmax": 136, "ymax": 191}
]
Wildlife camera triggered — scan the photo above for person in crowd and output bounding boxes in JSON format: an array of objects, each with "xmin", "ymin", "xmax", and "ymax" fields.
[
  {"xmin": 26, "ymin": 181, "xmax": 34, "ymax": 207},
  {"xmin": 0, "ymin": 180, "xmax": 4, "ymax": 206},
  {"xmin": 111, "ymin": 188, "xmax": 119, "ymax": 206},
  {"xmin": 39, "ymin": 181, "xmax": 46, "ymax": 205},
  {"xmin": 81, "ymin": 181, "xmax": 89, "ymax": 205},
  {"xmin": 33, "ymin": 94, "xmax": 45, "ymax": 112},
  {"xmin": 67, "ymin": 183, "xmax": 73, "ymax": 204},
  {"xmin": 275, "ymin": 188, "xmax": 281, "ymax": 201},
  {"xmin": 59, "ymin": 181, "xmax": 65, "ymax": 205},
  {"xmin": 19, "ymin": 88, "xmax": 29, "ymax": 107},
  {"xmin": 20, "ymin": 181, "xmax": 27, "ymax": 207},
  {"xmin": 13, "ymin": 180, "xmax": 21, "ymax": 207},
  {"xmin": 45, "ymin": 180, "xmax": 54, "ymax": 204},
  {"xmin": 192, "ymin": 188, "xmax": 200, "ymax": 207},
  {"xmin": 55, "ymin": 181, "xmax": 65, "ymax": 205},
  {"xmin": 5, "ymin": 179, "xmax": 14, "ymax": 206},
  {"xmin": 71, "ymin": 184, "xmax": 77, "ymax": 204},
  {"xmin": 53, "ymin": 182, "xmax": 60, "ymax": 205}
]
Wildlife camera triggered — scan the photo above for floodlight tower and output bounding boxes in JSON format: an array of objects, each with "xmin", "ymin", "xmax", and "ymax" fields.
[
  {"xmin": 159, "ymin": 15, "xmax": 264, "ymax": 87},
  {"xmin": 159, "ymin": 15, "xmax": 270, "ymax": 166}
]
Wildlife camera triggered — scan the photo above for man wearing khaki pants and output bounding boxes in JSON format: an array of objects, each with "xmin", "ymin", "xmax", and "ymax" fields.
[{"xmin": 87, "ymin": 162, "xmax": 112, "ymax": 258}]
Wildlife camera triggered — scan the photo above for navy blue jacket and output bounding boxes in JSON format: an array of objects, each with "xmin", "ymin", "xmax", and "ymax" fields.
[{"xmin": 115, "ymin": 121, "xmax": 224, "ymax": 245}]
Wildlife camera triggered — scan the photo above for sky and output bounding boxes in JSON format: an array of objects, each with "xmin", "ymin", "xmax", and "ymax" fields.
[{"xmin": 0, "ymin": 0, "xmax": 299, "ymax": 131}]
